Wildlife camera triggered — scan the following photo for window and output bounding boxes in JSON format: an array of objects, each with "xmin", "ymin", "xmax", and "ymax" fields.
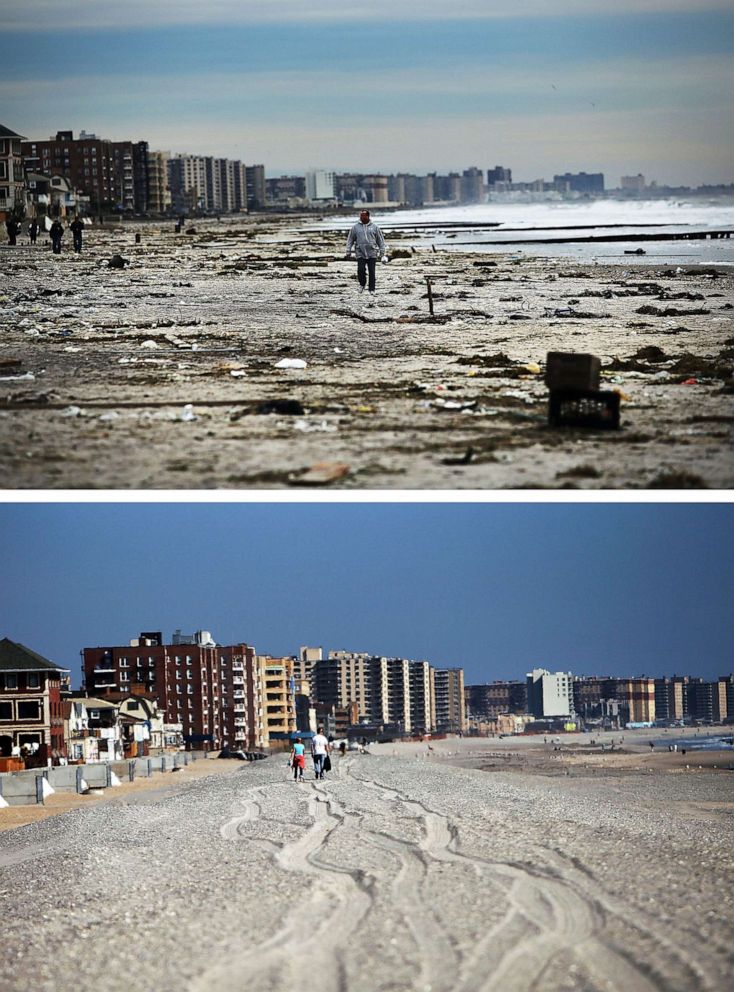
[
  {"xmin": 120, "ymin": 657, "xmax": 129, "ymax": 667},
  {"xmin": 0, "ymin": 702, "xmax": 12, "ymax": 720},
  {"xmin": 18, "ymin": 701, "xmax": 41, "ymax": 720},
  {"xmin": 26, "ymin": 673, "xmax": 40, "ymax": 689},
  {"xmin": 120, "ymin": 672, "xmax": 129, "ymax": 683},
  {"xmin": 177, "ymin": 685, "xmax": 182, "ymax": 694},
  {"xmin": 4, "ymin": 674, "xmax": 17, "ymax": 690}
]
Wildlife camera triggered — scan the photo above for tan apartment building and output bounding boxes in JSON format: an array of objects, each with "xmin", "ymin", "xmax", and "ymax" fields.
[
  {"xmin": 433, "ymin": 668, "xmax": 466, "ymax": 733},
  {"xmin": 620, "ymin": 678, "xmax": 656, "ymax": 723},
  {"xmin": 258, "ymin": 656, "xmax": 297, "ymax": 743}
]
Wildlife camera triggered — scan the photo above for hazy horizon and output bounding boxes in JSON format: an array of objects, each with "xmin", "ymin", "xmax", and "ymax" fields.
[{"xmin": 3, "ymin": 1, "xmax": 733, "ymax": 187}]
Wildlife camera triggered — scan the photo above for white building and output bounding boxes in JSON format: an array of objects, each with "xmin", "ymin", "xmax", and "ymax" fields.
[
  {"xmin": 305, "ymin": 169, "xmax": 335, "ymax": 201},
  {"xmin": 526, "ymin": 668, "xmax": 575, "ymax": 718}
]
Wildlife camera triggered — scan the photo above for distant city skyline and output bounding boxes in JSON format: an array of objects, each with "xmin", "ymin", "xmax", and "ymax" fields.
[
  {"xmin": 3, "ymin": 1, "xmax": 733, "ymax": 186},
  {"xmin": 1, "ymin": 503, "xmax": 732, "ymax": 687}
]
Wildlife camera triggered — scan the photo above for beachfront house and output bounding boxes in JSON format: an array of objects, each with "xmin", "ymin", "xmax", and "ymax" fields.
[{"xmin": 0, "ymin": 637, "xmax": 69, "ymax": 768}]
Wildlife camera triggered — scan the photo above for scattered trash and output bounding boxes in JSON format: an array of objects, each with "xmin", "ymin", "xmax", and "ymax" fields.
[
  {"xmin": 180, "ymin": 404, "xmax": 197, "ymax": 422},
  {"xmin": 290, "ymin": 461, "xmax": 350, "ymax": 485},
  {"xmin": 432, "ymin": 399, "xmax": 477, "ymax": 410},
  {"xmin": 63, "ymin": 346, "xmax": 81, "ymax": 353},
  {"xmin": 230, "ymin": 369, "xmax": 247, "ymax": 378},
  {"xmin": 522, "ymin": 362, "xmax": 542, "ymax": 374},
  {"xmin": 60, "ymin": 405, "xmax": 83, "ymax": 417},
  {"xmin": 682, "ymin": 378, "xmax": 698, "ymax": 385},
  {"xmin": 293, "ymin": 419, "xmax": 337, "ymax": 433},
  {"xmin": 275, "ymin": 358, "xmax": 308, "ymax": 369},
  {"xmin": 107, "ymin": 255, "xmax": 129, "ymax": 269},
  {"xmin": 140, "ymin": 340, "xmax": 159, "ymax": 349},
  {"xmin": 98, "ymin": 411, "xmax": 120, "ymax": 422},
  {"xmin": 0, "ymin": 372, "xmax": 35, "ymax": 382}
]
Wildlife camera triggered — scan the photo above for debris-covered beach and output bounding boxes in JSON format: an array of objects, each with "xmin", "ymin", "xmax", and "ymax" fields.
[
  {"xmin": 1, "ymin": 214, "xmax": 733, "ymax": 489},
  {"xmin": 1, "ymin": 738, "xmax": 732, "ymax": 992}
]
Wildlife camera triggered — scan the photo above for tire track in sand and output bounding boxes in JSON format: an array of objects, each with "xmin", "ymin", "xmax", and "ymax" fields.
[
  {"xmin": 195, "ymin": 784, "xmax": 373, "ymax": 992},
  {"xmin": 349, "ymin": 766, "xmax": 684, "ymax": 992}
]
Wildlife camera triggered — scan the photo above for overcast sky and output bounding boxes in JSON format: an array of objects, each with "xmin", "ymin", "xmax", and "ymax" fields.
[
  {"xmin": 1, "ymin": 502, "xmax": 732, "ymax": 687},
  {"xmin": 2, "ymin": 1, "xmax": 733, "ymax": 184}
]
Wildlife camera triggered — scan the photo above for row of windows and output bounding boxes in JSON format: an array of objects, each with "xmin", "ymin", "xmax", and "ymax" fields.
[
  {"xmin": 0, "ymin": 700, "xmax": 42, "ymax": 721},
  {"xmin": 1, "ymin": 673, "xmax": 41, "ymax": 691}
]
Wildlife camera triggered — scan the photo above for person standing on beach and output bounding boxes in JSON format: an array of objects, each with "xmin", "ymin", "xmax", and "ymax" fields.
[
  {"xmin": 5, "ymin": 217, "xmax": 19, "ymax": 245},
  {"xmin": 311, "ymin": 726, "xmax": 331, "ymax": 780},
  {"xmin": 49, "ymin": 219, "xmax": 64, "ymax": 255},
  {"xmin": 28, "ymin": 219, "xmax": 39, "ymax": 245},
  {"xmin": 345, "ymin": 209, "xmax": 387, "ymax": 299},
  {"xmin": 290, "ymin": 737, "xmax": 306, "ymax": 782},
  {"xmin": 70, "ymin": 216, "xmax": 84, "ymax": 253}
]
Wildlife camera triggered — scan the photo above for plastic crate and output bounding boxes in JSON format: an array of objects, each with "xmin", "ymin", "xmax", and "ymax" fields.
[
  {"xmin": 545, "ymin": 352, "xmax": 601, "ymax": 392},
  {"xmin": 548, "ymin": 388, "xmax": 620, "ymax": 429}
]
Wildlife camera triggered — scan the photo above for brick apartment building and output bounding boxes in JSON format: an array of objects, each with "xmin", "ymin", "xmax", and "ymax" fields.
[
  {"xmin": 0, "ymin": 638, "xmax": 69, "ymax": 765},
  {"xmin": 83, "ymin": 631, "xmax": 262, "ymax": 751},
  {"xmin": 21, "ymin": 130, "xmax": 149, "ymax": 213}
]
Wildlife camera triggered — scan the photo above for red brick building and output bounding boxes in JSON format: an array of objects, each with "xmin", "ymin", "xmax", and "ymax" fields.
[
  {"xmin": 21, "ymin": 130, "xmax": 149, "ymax": 213},
  {"xmin": 83, "ymin": 631, "xmax": 262, "ymax": 751},
  {"xmin": 0, "ymin": 638, "xmax": 69, "ymax": 766}
]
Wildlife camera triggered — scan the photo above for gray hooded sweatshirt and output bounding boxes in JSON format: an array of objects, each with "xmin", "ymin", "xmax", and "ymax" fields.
[{"xmin": 346, "ymin": 220, "xmax": 386, "ymax": 259}]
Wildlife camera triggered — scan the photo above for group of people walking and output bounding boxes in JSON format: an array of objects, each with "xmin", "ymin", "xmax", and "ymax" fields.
[
  {"xmin": 3, "ymin": 216, "xmax": 85, "ymax": 253},
  {"xmin": 290, "ymin": 726, "xmax": 332, "ymax": 782}
]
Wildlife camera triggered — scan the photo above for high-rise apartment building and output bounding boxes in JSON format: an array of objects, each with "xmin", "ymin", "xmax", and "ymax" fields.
[
  {"xmin": 83, "ymin": 631, "xmax": 263, "ymax": 751},
  {"xmin": 553, "ymin": 172, "xmax": 605, "ymax": 194},
  {"xmin": 246, "ymin": 164, "xmax": 266, "ymax": 209},
  {"xmin": 305, "ymin": 169, "xmax": 335, "ymax": 201},
  {"xmin": 147, "ymin": 150, "xmax": 171, "ymax": 214},
  {"xmin": 21, "ymin": 130, "xmax": 150, "ymax": 213},
  {"xmin": 433, "ymin": 668, "xmax": 466, "ymax": 732},
  {"xmin": 409, "ymin": 660, "xmax": 435, "ymax": 734},
  {"xmin": 168, "ymin": 155, "xmax": 247, "ymax": 214},
  {"xmin": 258, "ymin": 656, "xmax": 297, "ymax": 739},
  {"xmin": 527, "ymin": 669, "xmax": 575, "ymax": 718},
  {"xmin": 618, "ymin": 678, "xmax": 656, "ymax": 723},
  {"xmin": 465, "ymin": 681, "xmax": 527, "ymax": 719}
]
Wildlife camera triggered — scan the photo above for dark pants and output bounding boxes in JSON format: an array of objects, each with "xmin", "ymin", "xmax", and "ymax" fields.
[
  {"xmin": 51, "ymin": 237, "xmax": 62, "ymax": 254},
  {"xmin": 29, "ymin": 232, "xmax": 37, "ymax": 244},
  {"xmin": 357, "ymin": 257, "xmax": 377, "ymax": 291},
  {"xmin": 73, "ymin": 234, "xmax": 82, "ymax": 253},
  {"xmin": 313, "ymin": 754, "xmax": 326, "ymax": 779}
]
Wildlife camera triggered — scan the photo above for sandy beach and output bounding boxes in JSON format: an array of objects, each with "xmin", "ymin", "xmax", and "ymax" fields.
[
  {"xmin": 1, "ymin": 215, "xmax": 732, "ymax": 489},
  {"xmin": 1, "ymin": 736, "xmax": 732, "ymax": 992}
]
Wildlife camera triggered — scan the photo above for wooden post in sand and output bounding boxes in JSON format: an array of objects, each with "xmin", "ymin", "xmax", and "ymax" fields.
[{"xmin": 426, "ymin": 277, "xmax": 434, "ymax": 317}]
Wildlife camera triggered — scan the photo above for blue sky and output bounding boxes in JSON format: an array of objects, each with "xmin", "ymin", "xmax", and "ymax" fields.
[
  {"xmin": 2, "ymin": 1, "xmax": 733, "ymax": 184},
  {"xmin": 1, "ymin": 503, "xmax": 732, "ymax": 687}
]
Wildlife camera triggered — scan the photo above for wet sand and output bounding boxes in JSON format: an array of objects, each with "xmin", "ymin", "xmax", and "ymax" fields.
[
  {"xmin": 1, "ymin": 215, "xmax": 732, "ymax": 489},
  {"xmin": 0, "ymin": 740, "xmax": 732, "ymax": 991}
]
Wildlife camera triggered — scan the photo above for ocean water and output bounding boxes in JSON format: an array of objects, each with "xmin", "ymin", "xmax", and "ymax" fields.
[
  {"xmin": 319, "ymin": 199, "xmax": 734, "ymax": 265},
  {"xmin": 651, "ymin": 734, "xmax": 734, "ymax": 751}
]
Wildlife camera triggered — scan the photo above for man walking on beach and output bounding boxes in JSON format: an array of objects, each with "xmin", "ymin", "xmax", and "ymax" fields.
[
  {"xmin": 311, "ymin": 726, "xmax": 331, "ymax": 780},
  {"xmin": 70, "ymin": 216, "xmax": 84, "ymax": 253},
  {"xmin": 345, "ymin": 209, "xmax": 387, "ymax": 299},
  {"xmin": 49, "ymin": 219, "xmax": 64, "ymax": 255}
]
